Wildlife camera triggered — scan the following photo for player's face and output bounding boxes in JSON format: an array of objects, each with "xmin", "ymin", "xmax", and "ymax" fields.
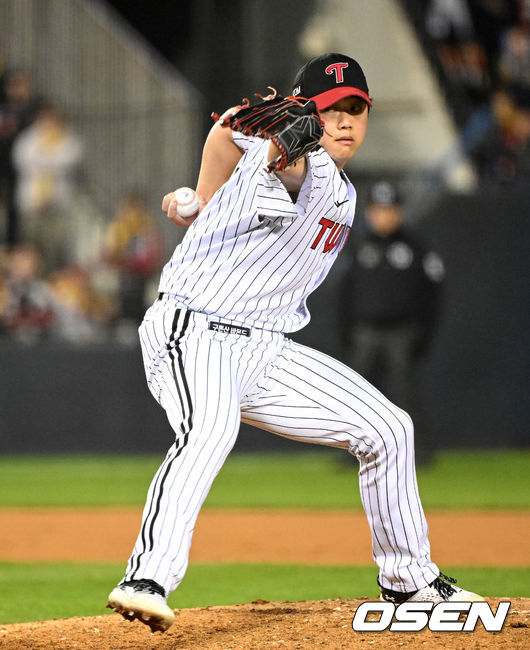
[{"xmin": 318, "ymin": 97, "xmax": 369, "ymax": 169}]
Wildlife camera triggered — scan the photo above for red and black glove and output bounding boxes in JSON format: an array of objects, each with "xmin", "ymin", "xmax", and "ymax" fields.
[{"xmin": 214, "ymin": 89, "xmax": 323, "ymax": 172}]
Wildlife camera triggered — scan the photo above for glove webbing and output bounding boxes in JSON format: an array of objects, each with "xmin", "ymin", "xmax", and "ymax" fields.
[{"xmin": 269, "ymin": 113, "xmax": 323, "ymax": 172}]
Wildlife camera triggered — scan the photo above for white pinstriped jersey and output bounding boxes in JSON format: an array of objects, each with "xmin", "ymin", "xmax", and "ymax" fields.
[
  {"xmin": 158, "ymin": 132, "xmax": 357, "ymax": 332},
  {"xmin": 129, "ymin": 137, "xmax": 441, "ymax": 603}
]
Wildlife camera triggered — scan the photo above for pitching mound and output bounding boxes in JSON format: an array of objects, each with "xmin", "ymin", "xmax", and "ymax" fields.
[{"xmin": 1, "ymin": 598, "xmax": 528, "ymax": 649}]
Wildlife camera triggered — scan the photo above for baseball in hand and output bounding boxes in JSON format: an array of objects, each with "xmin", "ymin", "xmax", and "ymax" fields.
[{"xmin": 174, "ymin": 187, "xmax": 200, "ymax": 218}]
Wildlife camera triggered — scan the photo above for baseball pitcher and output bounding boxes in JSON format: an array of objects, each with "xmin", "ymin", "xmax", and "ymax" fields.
[{"xmin": 107, "ymin": 53, "xmax": 484, "ymax": 633}]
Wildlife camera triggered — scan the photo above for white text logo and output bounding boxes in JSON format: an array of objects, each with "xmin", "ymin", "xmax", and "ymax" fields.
[{"xmin": 352, "ymin": 601, "xmax": 511, "ymax": 632}]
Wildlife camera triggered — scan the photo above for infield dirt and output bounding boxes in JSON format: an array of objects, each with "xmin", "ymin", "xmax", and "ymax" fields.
[
  {"xmin": 0, "ymin": 508, "xmax": 528, "ymax": 648},
  {"xmin": 0, "ymin": 508, "xmax": 529, "ymax": 564}
]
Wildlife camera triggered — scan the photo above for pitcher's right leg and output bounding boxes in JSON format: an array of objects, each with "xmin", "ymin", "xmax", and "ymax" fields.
[{"xmin": 108, "ymin": 317, "xmax": 243, "ymax": 629}]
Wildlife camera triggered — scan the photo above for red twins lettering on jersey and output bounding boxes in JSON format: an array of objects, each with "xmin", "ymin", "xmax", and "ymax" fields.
[
  {"xmin": 311, "ymin": 217, "xmax": 350, "ymax": 253},
  {"xmin": 325, "ymin": 62, "xmax": 349, "ymax": 83}
]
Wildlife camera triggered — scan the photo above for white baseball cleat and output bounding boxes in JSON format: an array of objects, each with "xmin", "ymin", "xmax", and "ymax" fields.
[
  {"xmin": 380, "ymin": 573, "xmax": 485, "ymax": 604},
  {"xmin": 107, "ymin": 579, "xmax": 175, "ymax": 632}
]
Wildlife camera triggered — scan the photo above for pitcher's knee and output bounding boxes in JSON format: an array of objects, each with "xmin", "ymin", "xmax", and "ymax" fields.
[
  {"xmin": 351, "ymin": 410, "xmax": 414, "ymax": 462},
  {"xmin": 379, "ymin": 412, "xmax": 414, "ymax": 458}
]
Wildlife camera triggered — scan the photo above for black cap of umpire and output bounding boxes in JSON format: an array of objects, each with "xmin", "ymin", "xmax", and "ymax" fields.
[{"xmin": 369, "ymin": 181, "xmax": 402, "ymax": 206}]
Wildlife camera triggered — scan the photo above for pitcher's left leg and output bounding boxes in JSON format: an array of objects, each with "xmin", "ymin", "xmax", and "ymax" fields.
[{"xmin": 241, "ymin": 338, "xmax": 439, "ymax": 593}]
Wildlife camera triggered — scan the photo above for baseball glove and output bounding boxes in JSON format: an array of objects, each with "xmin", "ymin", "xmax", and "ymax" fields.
[{"xmin": 213, "ymin": 89, "xmax": 323, "ymax": 172}]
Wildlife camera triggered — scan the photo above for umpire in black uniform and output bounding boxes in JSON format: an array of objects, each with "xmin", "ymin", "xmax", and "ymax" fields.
[{"xmin": 340, "ymin": 181, "xmax": 445, "ymax": 464}]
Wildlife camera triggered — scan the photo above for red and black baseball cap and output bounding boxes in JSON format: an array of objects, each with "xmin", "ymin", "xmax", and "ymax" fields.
[{"xmin": 292, "ymin": 53, "xmax": 372, "ymax": 110}]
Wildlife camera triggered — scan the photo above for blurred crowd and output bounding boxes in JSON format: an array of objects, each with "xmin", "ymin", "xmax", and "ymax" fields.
[
  {"xmin": 423, "ymin": 0, "xmax": 530, "ymax": 183},
  {"xmin": 0, "ymin": 69, "xmax": 165, "ymax": 345},
  {"xmin": 1, "ymin": 2, "xmax": 528, "ymax": 345}
]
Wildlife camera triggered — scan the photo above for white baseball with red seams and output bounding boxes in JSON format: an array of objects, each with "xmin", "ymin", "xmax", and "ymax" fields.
[{"xmin": 174, "ymin": 187, "xmax": 200, "ymax": 218}]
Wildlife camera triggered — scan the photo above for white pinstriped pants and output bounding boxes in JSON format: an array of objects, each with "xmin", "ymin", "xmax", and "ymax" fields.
[{"xmin": 125, "ymin": 298, "xmax": 439, "ymax": 595}]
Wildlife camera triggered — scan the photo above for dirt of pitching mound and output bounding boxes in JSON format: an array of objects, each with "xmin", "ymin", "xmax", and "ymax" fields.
[{"xmin": 0, "ymin": 598, "xmax": 527, "ymax": 649}]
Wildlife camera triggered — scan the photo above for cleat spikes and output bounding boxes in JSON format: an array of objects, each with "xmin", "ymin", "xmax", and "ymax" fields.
[{"xmin": 106, "ymin": 580, "xmax": 175, "ymax": 632}]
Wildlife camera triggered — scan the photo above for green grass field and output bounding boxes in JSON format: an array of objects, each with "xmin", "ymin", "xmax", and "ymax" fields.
[
  {"xmin": 0, "ymin": 449, "xmax": 528, "ymax": 624},
  {"xmin": 0, "ymin": 563, "xmax": 526, "ymax": 625},
  {"xmin": 0, "ymin": 448, "xmax": 528, "ymax": 509}
]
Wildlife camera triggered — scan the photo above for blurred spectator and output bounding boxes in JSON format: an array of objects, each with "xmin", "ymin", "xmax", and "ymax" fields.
[
  {"xmin": 424, "ymin": 0, "xmax": 496, "ymax": 122},
  {"xmin": 497, "ymin": 23, "xmax": 530, "ymax": 90},
  {"xmin": 466, "ymin": 84, "xmax": 530, "ymax": 182},
  {"xmin": 0, "ymin": 243, "xmax": 54, "ymax": 342},
  {"xmin": 104, "ymin": 190, "xmax": 164, "ymax": 338},
  {"xmin": 0, "ymin": 244, "xmax": 115, "ymax": 344},
  {"xmin": 340, "ymin": 182, "xmax": 445, "ymax": 464},
  {"xmin": 457, "ymin": 38, "xmax": 492, "ymax": 107},
  {"xmin": 422, "ymin": 0, "xmax": 526, "ymax": 124},
  {"xmin": 12, "ymin": 102, "xmax": 83, "ymax": 273},
  {"xmin": 425, "ymin": 0, "xmax": 474, "ymax": 43},
  {"xmin": 467, "ymin": 0, "xmax": 520, "ymax": 80},
  {"xmin": 47, "ymin": 264, "xmax": 115, "ymax": 344},
  {"xmin": 409, "ymin": 80, "xmax": 529, "ymax": 215},
  {"xmin": 0, "ymin": 69, "xmax": 43, "ymax": 246}
]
